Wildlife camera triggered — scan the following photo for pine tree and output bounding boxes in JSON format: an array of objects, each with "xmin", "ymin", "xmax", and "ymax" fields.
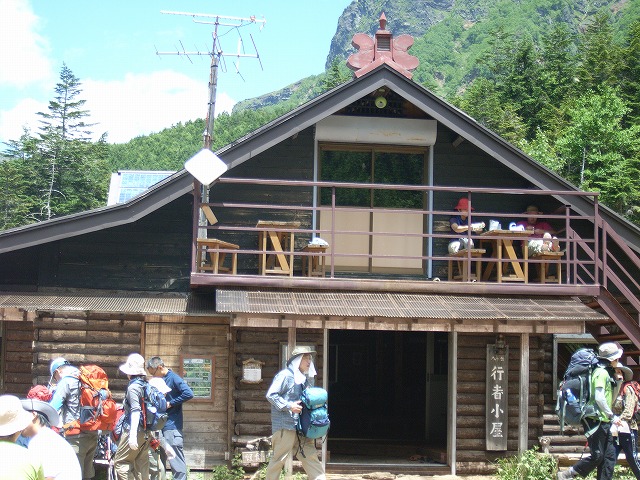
[{"xmin": 2, "ymin": 64, "xmax": 109, "ymax": 226}]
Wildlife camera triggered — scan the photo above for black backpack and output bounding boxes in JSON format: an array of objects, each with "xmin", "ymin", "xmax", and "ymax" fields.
[{"xmin": 556, "ymin": 348, "xmax": 600, "ymax": 433}]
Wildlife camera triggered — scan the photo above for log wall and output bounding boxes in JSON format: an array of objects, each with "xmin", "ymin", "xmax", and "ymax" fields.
[
  {"xmin": 455, "ymin": 333, "xmax": 547, "ymax": 470},
  {"xmin": 2, "ymin": 320, "xmax": 36, "ymax": 395},
  {"xmin": 231, "ymin": 327, "xmax": 324, "ymax": 447}
]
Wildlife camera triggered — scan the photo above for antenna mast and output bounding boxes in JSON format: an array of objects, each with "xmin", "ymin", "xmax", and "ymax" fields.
[{"xmin": 158, "ymin": 10, "xmax": 266, "ymax": 149}]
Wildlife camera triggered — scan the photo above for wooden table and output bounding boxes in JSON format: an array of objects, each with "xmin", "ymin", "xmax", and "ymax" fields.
[
  {"xmin": 480, "ymin": 230, "xmax": 531, "ymax": 283},
  {"xmin": 196, "ymin": 238, "xmax": 239, "ymax": 274},
  {"xmin": 301, "ymin": 244, "xmax": 328, "ymax": 277},
  {"xmin": 257, "ymin": 220, "xmax": 301, "ymax": 276}
]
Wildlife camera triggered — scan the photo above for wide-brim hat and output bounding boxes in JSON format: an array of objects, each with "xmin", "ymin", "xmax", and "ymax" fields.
[
  {"xmin": 454, "ymin": 198, "xmax": 474, "ymax": 211},
  {"xmin": 21, "ymin": 398, "xmax": 61, "ymax": 428},
  {"xmin": 149, "ymin": 377, "xmax": 171, "ymax": 394},
  {"xmin": 289, "ymin": 346, "xmax": 316, "ymax": 362},
  {"xmin": 598, "ymin": 342, "xmax": 623, "ymax": 361},
  {"xmin": 618, "ymin": 365, "xmax": 634, "ymax": 382},
  {"xmin": 119, "ymin": 353, "xmax": 147, "ymax": 376},
  {"xmin": 0, "ymin": 395, "xmax": 34, "ymax": 436}
]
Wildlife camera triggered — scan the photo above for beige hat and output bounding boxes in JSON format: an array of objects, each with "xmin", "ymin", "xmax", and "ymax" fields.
[
  {"xmin": 289, "ymin": 345, "xmax": 316, "ymax": 361},
  {"xmin": 149, "ymin": 377, "xmax": 171, "ymax": 394},
  {"xmin": 618, "ymin": 365, "xmax": 634, "ymax": 382},
  {"xmin": 119, "ymin": 353, "xmax": 147, "ymax": 376},
  {"xmin": 21, "ymin": 398, "xmax": 61, "ymax": 428},
  {"xmin": 0, "ymin": 395, "xmax": 35, "ymax": 436},
  {"xmin": 598, "ymin": 342, "xmax": 623, "ymax": 361}
]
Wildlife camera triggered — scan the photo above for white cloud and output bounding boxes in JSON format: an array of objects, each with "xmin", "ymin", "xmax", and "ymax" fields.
[
  {"xmin": 0, "ymin": 0, "xmax": 53, "ymax": 87},
  {"xmin": 83, "ymin": 70, "xmax": 236, "ymax": 144},
  {"xmin": 0, "ymin": 97, "xmax": 46, "ymax": 143}
]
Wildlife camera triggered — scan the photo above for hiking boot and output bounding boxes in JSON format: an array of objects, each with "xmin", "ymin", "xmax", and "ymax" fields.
[{"xmin": 557, "ymin": 469, "xmax": 573, "ymax": 480}]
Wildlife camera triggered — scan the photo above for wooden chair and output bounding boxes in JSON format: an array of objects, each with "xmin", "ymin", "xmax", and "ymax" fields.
[
  {"xmin": 196, "ymin": 205, "xmax": 239, "ymax": 274},
  {"xmin": 448, "ymin": 248, "xmax": 486, "ymax": 281},
  {"xmin": 530, "ymin": 251, "xmax": 564, "ymax": 284}
]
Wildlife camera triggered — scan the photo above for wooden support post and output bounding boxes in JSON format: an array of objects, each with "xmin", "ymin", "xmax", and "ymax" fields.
[{"xmin": 519, "ymin": 334, "xmax": 530, "ymax": 454}]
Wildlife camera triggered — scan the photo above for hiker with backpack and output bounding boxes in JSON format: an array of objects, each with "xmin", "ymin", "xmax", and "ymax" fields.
[
  {"xmin": 557, "ymin": 342, "xmax": 623, "ymax": 480},
  {"xmin": 265, "ymin": 346, "xmax": 325, "ymax": 480},
  {"xmin": 113, "ymin": 353, "xmax": 150, "ymax": 480},
  {"xmin": 146, "ymin": 356, "xmax": 193, "ymax": 480},
  {"xmin": 49, "ymin": 357, "xmax": 100, "ymax": 480},
  {"xmin": 611, "ymin": 365, "xmax": 640, "ymax": 479},
  {"xmin": 147, "ymin": 377, "xmax": 177, "ymax": 480}
]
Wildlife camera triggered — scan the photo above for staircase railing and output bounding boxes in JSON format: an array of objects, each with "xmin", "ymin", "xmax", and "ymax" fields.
[{"xmin": 571, "ymin": 213, "xmax": 640, "ymax": 350}]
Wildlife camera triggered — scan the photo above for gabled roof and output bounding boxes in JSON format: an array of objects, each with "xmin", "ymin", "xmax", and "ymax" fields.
[{"xmin": 1, "ymin": 63, "xmax": 639, "ymax": 254}]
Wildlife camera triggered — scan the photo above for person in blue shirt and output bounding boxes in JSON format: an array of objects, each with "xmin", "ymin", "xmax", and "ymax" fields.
[{"xmin": 147, "ymin": 356, "xmax": 194, "ymax": 480}]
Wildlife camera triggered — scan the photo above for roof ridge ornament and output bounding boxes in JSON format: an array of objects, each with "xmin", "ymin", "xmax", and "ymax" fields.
[{"xmin": 346, "ymin": 13, "xmax": 419, "ymax": 79}]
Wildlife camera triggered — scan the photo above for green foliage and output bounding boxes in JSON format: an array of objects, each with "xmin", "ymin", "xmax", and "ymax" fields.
[
  {"xmin": 252, "ymin": 461, "xmax": 307, "ymax": 480},
  {"xmin": 1, "ymin": 64, "xmax": 109, "ymax": 229},
  {"xmin": 495, "ymin": 446, "xmax": 557, "ymax": 480},
  {"xmin": 210, "ymin": 454, "xmax": 244, "ymax": 480}
]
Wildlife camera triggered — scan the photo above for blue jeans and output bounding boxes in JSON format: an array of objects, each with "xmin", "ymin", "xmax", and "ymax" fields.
[{"xmin": 161, "ymin": 429, "xmax": 187, "ymax": 480}]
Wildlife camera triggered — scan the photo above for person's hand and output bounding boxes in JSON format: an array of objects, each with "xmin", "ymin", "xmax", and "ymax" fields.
[
  {"xmin": 289, "ymin": 401, "xmax": 303, "ymax": 414},
  {"xmin": 128, "ymin": 434, "xmax": 139, "ymax": 451},
  {"xmin": 165, "ymin": 444, "xmax": 176, "ymax": 460}
]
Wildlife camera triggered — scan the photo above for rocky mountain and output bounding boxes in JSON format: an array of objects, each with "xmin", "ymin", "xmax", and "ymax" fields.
[{"xmin": 235, "ymin": 0, "xmax": 635, "ymax": 111}]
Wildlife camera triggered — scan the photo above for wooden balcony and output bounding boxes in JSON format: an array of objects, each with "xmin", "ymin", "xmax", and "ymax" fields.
[{"xmin": 190, "ymin": 179, "xmax": 606, "ymax": 297}]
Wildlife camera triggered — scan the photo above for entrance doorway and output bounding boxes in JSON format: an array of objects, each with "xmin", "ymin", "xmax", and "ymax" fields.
[{"xmin": 327, "ymin": 330, "xmax": 448, "ymax": 465}]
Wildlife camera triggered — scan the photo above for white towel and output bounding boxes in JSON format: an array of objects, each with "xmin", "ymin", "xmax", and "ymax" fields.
[{"xmin": 290, "ymin": 355, "xmax": 317, "ymax": 384}]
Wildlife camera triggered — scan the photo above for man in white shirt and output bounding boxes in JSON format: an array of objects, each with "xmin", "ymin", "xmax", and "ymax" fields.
[{"xmin": 20, "ymin": 398, "xmax": 81, "ymax": 480}]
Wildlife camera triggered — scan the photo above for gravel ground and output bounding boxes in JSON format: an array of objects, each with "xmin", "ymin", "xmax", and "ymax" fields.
[{"xmin": 326, "ymin": 474, "xmax": 496, "ymax": 480}]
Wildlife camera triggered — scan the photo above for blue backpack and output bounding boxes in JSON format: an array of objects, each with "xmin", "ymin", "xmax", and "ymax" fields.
[
  {"xmin": 297, "ymin": 387, "xmax": 330, "ymax": 439},
  {"xmin": 134, "ymin": 379, "xmax": 168, "ymax": 431},
  {"xmin": 556, "ymin": 348, "xmax": 600, "ymax": 433}
]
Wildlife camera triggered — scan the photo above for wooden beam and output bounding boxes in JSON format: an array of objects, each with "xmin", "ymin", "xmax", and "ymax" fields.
[
  {"xmin": 448, "ymin": 332, "xmax": 458, "ymax": 475},
  {"xmin": 519, "ymin": 334, "xmax": 530, "ymax": 454}
]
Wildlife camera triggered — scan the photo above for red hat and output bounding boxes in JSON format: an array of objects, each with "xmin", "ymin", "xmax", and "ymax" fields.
[
  {"xmin": 27, "ymin": 385, "xmax": 53, "ymax": 402},
  {"xmin": 454, "ymin": 197, "xmax": 474, "ymax": 211}
]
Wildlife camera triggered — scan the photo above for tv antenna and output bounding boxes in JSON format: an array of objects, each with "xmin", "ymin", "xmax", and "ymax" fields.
[{"xmin": 157, "ymin": 11, "xmax": 266, "ymax": 149}]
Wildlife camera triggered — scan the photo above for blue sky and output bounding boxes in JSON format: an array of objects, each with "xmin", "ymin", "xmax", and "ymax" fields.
[{"xmin": 0, "ymin": 0, "xmax": 351, "ymax": 145}]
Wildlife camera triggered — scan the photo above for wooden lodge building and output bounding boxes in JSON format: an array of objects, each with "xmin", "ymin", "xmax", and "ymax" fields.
[{"xmin": 1, "ymin": 16, "xmax": 640, "ymax": 475}]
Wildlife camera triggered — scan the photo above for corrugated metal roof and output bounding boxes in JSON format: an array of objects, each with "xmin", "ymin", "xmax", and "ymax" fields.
[
  {"xmin": 0, "ymin": 290, "xmax": 604, "ymax": 322},
  {"xmin": 216, "ymin": 289, "xmax": 605, "ymax": 321},
  {"xmin": 0, "ymin": 292, "xmax": 216, "ymax": 316}
]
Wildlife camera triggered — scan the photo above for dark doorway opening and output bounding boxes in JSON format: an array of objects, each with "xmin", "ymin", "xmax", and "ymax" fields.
[{"xmin": 326, "ymin": 330, "xmax": 448, "ymax": 466}]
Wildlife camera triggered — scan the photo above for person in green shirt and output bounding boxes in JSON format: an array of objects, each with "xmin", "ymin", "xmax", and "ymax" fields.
[
  {"xmin": 558, "ymin": 342, "xmax": 621, "ymax": 480},
  {"xmin": 0, "ymin": 394, "xmax": 44, "ymax": 480}
]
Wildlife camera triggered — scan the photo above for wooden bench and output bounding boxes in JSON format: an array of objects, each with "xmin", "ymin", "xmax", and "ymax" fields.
[
  {"xmin": 196, "ymin": 238, "xmax": 240, "ymax": 274},
  {"xmin": 301, "ymin": 244, "xmax": 328, "ymax": 277},
  {"xmin": 448, "ymin": 248, "xmax": 486, "ymax": 281},
  {"xmin": 530, "ymin": 251, "xmax": 564, "ymax": 284}
]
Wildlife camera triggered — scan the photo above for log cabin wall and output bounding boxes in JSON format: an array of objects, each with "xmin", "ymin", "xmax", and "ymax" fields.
[
  {"xmin": 35, "ymin": 195, "xmax": 193, "ymax": 292},
  {"xmin": 456, "ymin": 333, "xmax": 547, "ymax": 470},
  {"xmin": 231, "ymin": 327, "xmax": 324, "ymax": 450},
  {"xmin": 2, "ymin": 319, "xmax": 36, "ymax": 395},
  {"xmin": 144, "ymin": 318, "xmax": 230, "ymax": 469},
  {"xmin": 31, "ymin": 311, "xmax": 144, "ymax": 400}
]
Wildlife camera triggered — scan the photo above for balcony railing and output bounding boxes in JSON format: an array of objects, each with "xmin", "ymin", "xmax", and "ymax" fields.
[{"xmin": 191, "ymin": 178, "xmax": 606, "ymax": 294}]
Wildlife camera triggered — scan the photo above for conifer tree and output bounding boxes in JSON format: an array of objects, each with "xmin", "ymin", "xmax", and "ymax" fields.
[{"xmin": 2, "ymin": 64, "xmax": 109, "ymax": 226}]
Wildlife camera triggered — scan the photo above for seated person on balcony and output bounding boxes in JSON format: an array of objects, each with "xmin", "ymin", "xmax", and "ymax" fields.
[
  {"xmin": 448, "ymin": 197, "xmax": 485, "ymax": 254},
  {"xmin": 517, "ymin": 205, "xmax": 560, "ymax": 255}
]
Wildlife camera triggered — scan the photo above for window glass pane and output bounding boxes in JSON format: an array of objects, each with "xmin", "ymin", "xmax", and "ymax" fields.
[
  {"xmin": 373, "ymin": 152, "xmax": 424, "ymax": 208},
  {"xmin": 320, "ymin": 150, "xmax": 371, "ymax": 206}
]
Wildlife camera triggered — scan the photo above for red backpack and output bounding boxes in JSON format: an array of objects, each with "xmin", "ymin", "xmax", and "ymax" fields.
[{"xmin": 62, "ymin": 365, "xmax": 117, "ymax": 435}]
